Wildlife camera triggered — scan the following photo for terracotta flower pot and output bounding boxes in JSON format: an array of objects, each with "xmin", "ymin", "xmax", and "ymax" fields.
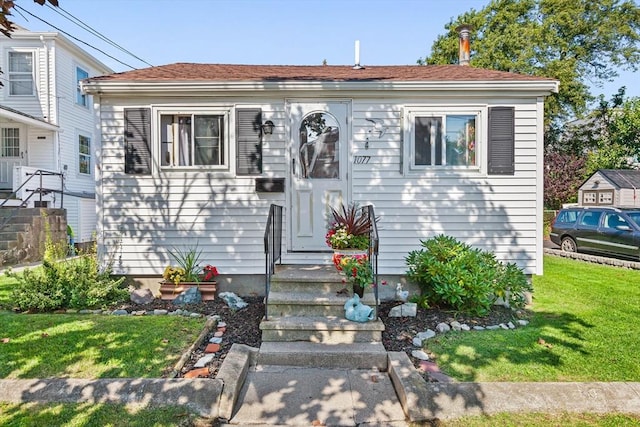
[{"xmin": 159, "ymin": 281, "xmax": 217, "ymax": 301}]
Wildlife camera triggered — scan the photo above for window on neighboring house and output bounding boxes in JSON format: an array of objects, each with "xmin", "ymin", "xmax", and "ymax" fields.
[
  {"xmin": 160, "ymin": 114, "xmax": 226, "ymax": 167},
  {"xmin": 583, "ymin": 191, "xmax": 597, "ymax": 205},
  {"xmin": 598, "ymin": 191, "xmax": 613, "ymax": 205},
  {"xmin": 1, "ymin": 128, "xmax": 19, "ymax": 157},
  {"xmin": 76, "ymin": 67, "xmax": 89, "ymax": 106},
  {"xmin": 410, "ymin": 112, "xmax": 477, "ymax": 169},
  {"xmin": 79, "ymin": 135, "xmax": 91, "ymax": 174},
  {"xmin": 8, "ymin": 52, "xmax": 34, "ymax": 96}
]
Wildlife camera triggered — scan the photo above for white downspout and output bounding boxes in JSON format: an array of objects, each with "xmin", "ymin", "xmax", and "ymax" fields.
[{"xmin": 41, "ymin": 35, "xmax": 61, "ymax": 176}]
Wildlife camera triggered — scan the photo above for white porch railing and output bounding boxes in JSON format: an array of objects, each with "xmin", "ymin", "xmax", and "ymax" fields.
[{"xmin": 12, "ymin": 166, "xmax": 64, "ymax": 208}]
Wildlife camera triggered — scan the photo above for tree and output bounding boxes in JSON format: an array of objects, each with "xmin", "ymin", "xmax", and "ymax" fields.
[
  {"xmin": 558, "ymin": 88, "xmax": 640, "ymax": 170},
  {"xmin": 544, "ymin": 88, "xmax": 640, "ymax": 207},
  {"xmin": 421, "ymin": 0, "xmax": 640, "ymax": 126},
  {"xmin": 544, "ymin": 150, "xmax": 587, "ymax": 209},
  {"xmin": 1, "ymin": 0, "xmax": 58, "ymax": 38}
]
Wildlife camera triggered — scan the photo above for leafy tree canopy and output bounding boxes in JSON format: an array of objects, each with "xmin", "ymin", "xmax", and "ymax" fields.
[
  {"xmin": 421, "ymin": 0, "xmax": 640, "ymax": 125},
  {"xmin": 544, "ymin": 88, "xmax": 640, "ymax": 208},
  {"xmin": 1, "ymin": 0, "xmax": 58, "ymax": 38}
]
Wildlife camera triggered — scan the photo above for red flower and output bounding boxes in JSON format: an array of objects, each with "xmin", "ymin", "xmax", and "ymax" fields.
[{"xmin": 203, "ymin": 265, "xmax": 219, "ymax": 281}]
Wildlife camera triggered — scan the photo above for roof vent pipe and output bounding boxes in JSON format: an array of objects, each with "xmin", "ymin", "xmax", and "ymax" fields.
[
  {"xmin": 455, "ymin": 24, "xmax": 473, "ymax": 66},
  {"xmin": 353, "ymin": 40, "xmax": 364, "ymax": 70}
]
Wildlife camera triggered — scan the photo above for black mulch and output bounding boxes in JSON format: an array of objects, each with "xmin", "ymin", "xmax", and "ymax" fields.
[{"xmin": 117, "ymin": 296, "xmax": 528, "ymax": 381}]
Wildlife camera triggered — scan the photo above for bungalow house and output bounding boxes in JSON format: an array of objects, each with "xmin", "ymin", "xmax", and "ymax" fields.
[
  {"xmin": 578, "ymin": 169, "xmax": 640, "ymax": 207},
  {"xmin": 82, "ymin": 61, "xmax": 558, "ymax": 291},
  {"xmin": 0, "ymin": 27, "xmax": 112, "ymax": 252}
]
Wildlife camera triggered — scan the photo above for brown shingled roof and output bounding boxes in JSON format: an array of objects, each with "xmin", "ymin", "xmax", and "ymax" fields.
[{"xmin": 89, "ymin": 63, "xmax": 552, "ymax": 82}]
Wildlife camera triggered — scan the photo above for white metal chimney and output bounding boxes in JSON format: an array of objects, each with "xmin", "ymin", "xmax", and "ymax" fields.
[{"xmin": 353, "ymin": 40, "xmax": 364, "ymax": 70}]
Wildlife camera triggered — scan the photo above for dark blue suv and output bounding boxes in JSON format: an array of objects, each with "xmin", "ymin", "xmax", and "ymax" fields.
[{"xmin": 550, "ymin": 206, "xmax": 640, "ymax": 260}]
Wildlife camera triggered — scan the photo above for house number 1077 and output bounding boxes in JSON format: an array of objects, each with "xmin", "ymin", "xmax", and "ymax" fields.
[{"xmin": 353, "ymin": 156, "xmax": 370, "ymax": 164}]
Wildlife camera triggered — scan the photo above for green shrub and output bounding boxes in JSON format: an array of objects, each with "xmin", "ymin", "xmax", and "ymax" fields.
[
  {"xmin": 7, "ymin": 253, "xmax": 128, "ymax": 312},
  {"xmin": 405, "ymin": 235, "xmax": 532, "ymax": 316}
]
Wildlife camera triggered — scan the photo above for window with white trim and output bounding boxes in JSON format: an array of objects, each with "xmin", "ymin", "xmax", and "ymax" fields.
[
  {"xmin": 76, "ymin": 66, "xmax": 89, "ymax": 106},
  {"xmin": 406, "ymin": 108, "xmax": 479, "ymax": 171},
  {"xmin": 160, "ymin": 113, "xmax": 227, "ymax": 167},
  {"xmin": 8, "ymin": 52, "xmax": 34, "ymax": 96},
  {"xmin": 78, "ymin": 135, "xmax": 91, "ymax": 175},
  {"xmin": 1, "ymin": 128, "xmax": 20, "ymax": 157}
]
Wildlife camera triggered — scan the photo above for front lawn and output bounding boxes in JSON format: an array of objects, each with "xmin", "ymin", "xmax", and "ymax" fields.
[
  {"xmin": 0, "ymin": 275, "xmax": 205, "ymax": 379},
  {"xmin": 426, "ymin": 255, "xmax": 640, "ymax": 382},
  {"xmin": 0, "ymin": 402, "xmax": 198, "ymax": 427}
]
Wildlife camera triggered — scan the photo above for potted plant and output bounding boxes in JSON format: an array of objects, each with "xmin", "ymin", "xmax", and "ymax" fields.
[
  {"xmin": 326, "ymin": 202, "xmax": 372, "ymax": 252},
  {"xmin": 333, "ymin": 252, "xmax": 373, "ymax": 297},
  {"xmin": 159, "ymin": 245, "xmax": 218, "ymax": 300}
]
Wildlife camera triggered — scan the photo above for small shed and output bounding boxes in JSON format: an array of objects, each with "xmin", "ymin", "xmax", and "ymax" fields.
[{"xmin": 579, "ymin": 169, "xmax": 640, "ymax": 207}]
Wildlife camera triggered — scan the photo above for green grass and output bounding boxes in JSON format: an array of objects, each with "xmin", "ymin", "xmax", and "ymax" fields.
[
  {"xmin": 0, "ymin": 402, "xmax": 202, "ymax": 426},
  {"xmin": 0, "ymin": 274, "xmax": 18, "ymax": 308},
  {"xmin": 426, "ymin": 255, "xmax": 640, "ymax": 382},
  {"xmin": 436, "ymin": 412, "xmax": 640, "ymax": 426},
  {"xmin": 0, "ymin": 274, "xmax": 205, "ymax": 379},
  {"xmin": 0, "ymin": 312, "xmax": 205, "ymax": 378}
]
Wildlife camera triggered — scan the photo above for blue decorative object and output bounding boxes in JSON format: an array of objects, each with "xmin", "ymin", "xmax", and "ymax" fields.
[
  {"xmin": 344, "ymin": 294, "xmax": 374, "ymax": 323},
  {"xmin": 219, "ymin": 291, "xmax": 248, "ymax": 311},
  {"xmin": 173, "ymin": 286, "xmax": 202, "ymax": 305}
]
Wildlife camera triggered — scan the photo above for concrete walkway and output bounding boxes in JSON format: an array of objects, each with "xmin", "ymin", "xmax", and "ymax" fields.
[{"xmin": 3, "ymin": 344, "xmax": 640, "ymax": 425}]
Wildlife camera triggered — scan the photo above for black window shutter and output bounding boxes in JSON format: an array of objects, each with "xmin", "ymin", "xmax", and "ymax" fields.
[
  {"xmin": 488, "ymin": 106, "xmax": 515, "ymax": 175},
  {"xmin": 124, "ymin": 108, "xmax": 151, "ymax": 174},
  {"xmin": 236, "ymin": 108, "xmax": 263, "ymax": 175}
]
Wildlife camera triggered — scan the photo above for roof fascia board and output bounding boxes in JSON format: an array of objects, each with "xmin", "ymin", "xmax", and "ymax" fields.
[
  {"xmin": 0, "ymin": 109, "xmax": 59, "ymax": 131},
  {"xmin": 82, "ymin": 80, "xmax": 559, "ymax": 95}
]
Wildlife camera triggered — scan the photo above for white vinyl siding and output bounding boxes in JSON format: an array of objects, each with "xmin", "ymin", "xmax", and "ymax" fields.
[
  {"xmin": 97, "ymin": 94, "xmax": 544, "ymax": 278},
  {"xmin": 98, "ymin": 102, "xmax": 283, "ymax": 276}
]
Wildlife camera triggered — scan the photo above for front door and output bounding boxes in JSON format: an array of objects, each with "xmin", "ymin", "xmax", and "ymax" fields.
[
  {"xmin": 289, "ymin": 101, "xmax": 349, "ymax": 251},
  {"xmin": 0, "ymin": 126, "xmax": 23, "ymax": 190}
]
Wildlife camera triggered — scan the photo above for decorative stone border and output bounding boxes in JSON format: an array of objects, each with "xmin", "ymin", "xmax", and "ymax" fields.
[{"xmin": 544, "ymin": 248, "xmax": 640, "ymax": 270}]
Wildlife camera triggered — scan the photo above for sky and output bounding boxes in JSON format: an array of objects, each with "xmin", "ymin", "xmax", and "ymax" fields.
[{"xmin": 8, "ymin": 0, "xmax": 639, "ymax": 100}]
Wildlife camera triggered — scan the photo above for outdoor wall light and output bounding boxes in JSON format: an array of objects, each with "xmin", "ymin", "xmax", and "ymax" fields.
[{"xmin": 262, "ymin": 120, "xmax": 275, "ymax": 135}]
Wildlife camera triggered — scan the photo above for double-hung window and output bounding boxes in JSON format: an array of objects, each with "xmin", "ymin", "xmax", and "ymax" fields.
[
  {"xmin": 76, "ymin": 66, "xmax": 89, "ymax": 106},
  {"xmin": 8, "ymin": 52, "xmax": 34, "ymax": 96},
  {"xmin": 406, "ymin": 108, "xmax": 479, "ymax": 171},
  {"xmin": 78, "ymin": 135, "xmax": 91, "ymax": 175},
  {"xmin": 160, "ymin": 113, "xmax": 226, "ymax": 167}
]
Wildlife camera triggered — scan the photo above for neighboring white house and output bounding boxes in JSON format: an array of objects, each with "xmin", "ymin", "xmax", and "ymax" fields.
[
  {"xmin": 83, "ymin": 62, "xmax": 558, "ymax": 288},
  {"xmin": 0, "ymin": 27, "xmax": 112, "ymax": 243},
  {"xmin": 578, "ymin": 169, "xmax": 640, "ymax": 207}
]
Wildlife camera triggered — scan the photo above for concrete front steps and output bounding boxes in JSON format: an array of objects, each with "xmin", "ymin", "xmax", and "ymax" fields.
[{"xmin": 258, "ymin": 264, "xmax": 387, "ymax": 370}]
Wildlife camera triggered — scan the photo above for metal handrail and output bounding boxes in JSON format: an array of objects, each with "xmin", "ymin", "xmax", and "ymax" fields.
[
  {"xmin": 263, "ymin": 204, "xmax": 283, "ymax": 320},
  {"xmin": 0, "ymin": 169, "xmax": 64, "ymax": 229},
  {"xmin": 364, "ymin": 205, "xmax": 380, "ymax": 316}
]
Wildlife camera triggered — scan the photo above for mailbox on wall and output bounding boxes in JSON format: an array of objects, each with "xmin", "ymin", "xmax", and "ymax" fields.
[{"xmin": 255, "ymin": 178, "xmax": 285, "ymax": 193}]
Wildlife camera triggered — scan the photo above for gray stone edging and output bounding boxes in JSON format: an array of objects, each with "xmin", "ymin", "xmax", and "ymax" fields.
[
  {"xmin": 0, "ymin": 378, "xmax": 223, "ymax": 418},
  {"xmin": 544, "ymin": 248, "xmax": 640, "ymax": 270},
  {"xmin": 169, "ymin": 316, "xmax": 219, "ymax": 378}
]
